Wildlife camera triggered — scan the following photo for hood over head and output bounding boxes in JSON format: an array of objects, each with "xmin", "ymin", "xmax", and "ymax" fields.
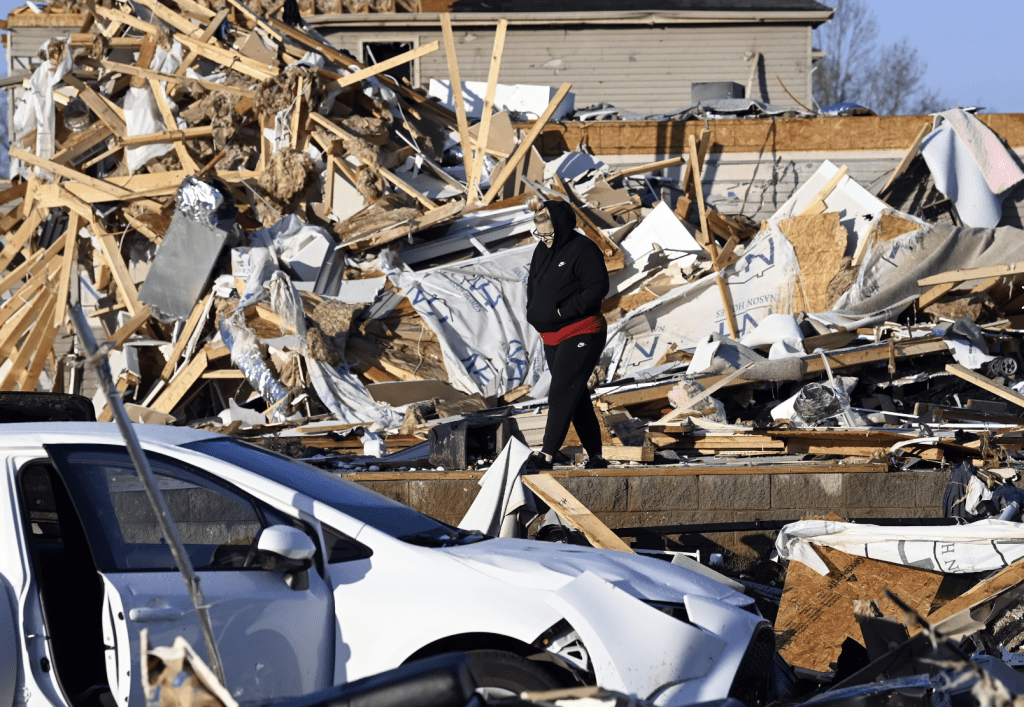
[{"xmin": 544, "ymin": 199, "xmax": 579, "ymax": 252}]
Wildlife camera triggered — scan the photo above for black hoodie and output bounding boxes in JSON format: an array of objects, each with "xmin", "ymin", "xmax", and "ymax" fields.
[{"xmin": 526, "ymin": 199, "xmax": 609, "ymax": 334}]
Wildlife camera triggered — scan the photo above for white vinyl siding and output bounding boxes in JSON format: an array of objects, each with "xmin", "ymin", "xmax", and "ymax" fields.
[{"xmin": 320, "ymin": 23, "xmax": 812, "ymax": 114}]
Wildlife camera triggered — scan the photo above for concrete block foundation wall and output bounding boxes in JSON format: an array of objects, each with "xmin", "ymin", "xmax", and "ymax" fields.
[{"xmin": 354, "ymin": 469, "xmax": 949, "ymax": 561}]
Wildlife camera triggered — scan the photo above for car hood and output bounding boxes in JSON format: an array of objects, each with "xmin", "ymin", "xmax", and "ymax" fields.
[{"xmin": 440, "ymin": 538, "xmax": 753, "ymax": 608}]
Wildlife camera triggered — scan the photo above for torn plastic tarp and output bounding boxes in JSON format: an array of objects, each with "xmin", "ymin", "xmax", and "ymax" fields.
[
  {"xmin": 459, "ymin": 437, "xmax": 536, "ymax": 538},
  {"xmin": 921, "ymin": 109, "xmax": 1024, "ymax": 228},
  {"xmin": 775, "ymin": 518, "xmax": 1024, "ymax": 576},
  {"xmin": 602, "ymin": 226, "xmax": 801, "ymax": 381},
  {"xmin": 12, "ymin": 38, "xmax": 72, "ymax": 180},
  {"xmin": 381, "ymin": 246, "xmax": 544, "ymax": 399},
  {"xmin": 306, "ymin": 360, "xmax": 403, "ymax": 429},
  {"xmin": 819, "ymin": 224, "xmax": 1024, "ymax": 331},
  {"xmin": 124, "ymin": 41, "xmax": 184, "ymax": 174}
]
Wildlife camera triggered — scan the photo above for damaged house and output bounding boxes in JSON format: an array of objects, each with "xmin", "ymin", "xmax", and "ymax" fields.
[{"xmin": 306, "ymin": 0, "xmax": 833, "ymax": 115}]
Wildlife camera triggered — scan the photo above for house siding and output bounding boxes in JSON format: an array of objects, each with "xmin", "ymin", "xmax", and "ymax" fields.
[{"xmin": 319, "ymin": 23, "xmax": 813, "ymax": 114}]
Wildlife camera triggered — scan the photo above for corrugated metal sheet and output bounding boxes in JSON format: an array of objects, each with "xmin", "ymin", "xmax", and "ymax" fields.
[{"xmin": 320, "ymin": 24, "xmax": 812, "ymax": 114}]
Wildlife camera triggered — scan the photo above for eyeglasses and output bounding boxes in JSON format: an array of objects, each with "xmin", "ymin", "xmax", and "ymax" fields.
[{"xmin": 532, "ymin": 229, "xmax": 554, "ymax": 239}]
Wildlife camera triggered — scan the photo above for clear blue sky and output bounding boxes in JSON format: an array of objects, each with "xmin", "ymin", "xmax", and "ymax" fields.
[
  {"xmin": 0, "ymin": 0, "xmax": 1019, "ymax": 115},
  {"xmin": 868, "ymin": 0, "xmax": 1024, "ymax": 114}
]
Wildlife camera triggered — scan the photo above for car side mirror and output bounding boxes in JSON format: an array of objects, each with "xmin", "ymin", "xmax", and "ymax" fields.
[{"xmin": 255, "ymin": 526, "xmax": 316, "ymax": 590}]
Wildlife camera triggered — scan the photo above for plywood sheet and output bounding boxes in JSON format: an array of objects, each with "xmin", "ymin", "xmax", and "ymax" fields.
[
  {"xmin": 775, "ymin": 545, "xmax": 943, "ymax": 672},
  {"xmin": 780, "ymin": 212, "xmax": 848, "ymax": 313},
  {"xmin": 874, "ymin": 212, "xmax": 925, "ymax": 243}
]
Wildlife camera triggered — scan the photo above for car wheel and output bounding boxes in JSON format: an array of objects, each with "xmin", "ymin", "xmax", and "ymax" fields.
[{"xmin": 465, "ymin": 650, "xmax": 564, "ymax": 699}]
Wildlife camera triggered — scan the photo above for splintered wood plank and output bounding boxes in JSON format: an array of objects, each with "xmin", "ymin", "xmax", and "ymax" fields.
[
  {"xmin": 945, "ymin": 363, "xmax": 1024, "ymax": 409},
  {"xmin": 607, "ymin": 155, "xmax": 687, "ymax": 182},
  {"xmin": 926, "ymin": 558, "xmax": 1024, "ymax": 628},
  {"xmin": 466, "ymin": 21, "xmax": 507, "ymax": 201},
  {"xmin": 321, "ymin": 41, "xmax": 440, "ymax": 93},
  {"xmin": 0, "ymin": 208, "xmax": 43, "ymax": 274},
  {"xmin": 175, "ymin": 7, "xmax": 229, "ymax": 76},
  {"xmin": 522, "ymin": 473, "xmax": 634, "ymax": 553},
  {"xmin": 0, "ymin": 230, "xmax": 68, "ymax": 296},
  {"xmin": 918, "ymin": 281, "xmax": 956, "ymax": 309},
  {"xmin": 0, "ymin": 290, "xmax": 56, "ymax": 391},
  {"xmin": 62, "ymin": 74, "xmax": 127, "ymax": 137},
  {"xmin": 440, "ymin": 13, "xmax": 474, "ymax": 186},
  {"xmin": 96, "ymin": 59, "xmax": 251, "ymax": 97},
  {"xmin": 96, "ymin": 234, "xmax": 143, "ymax": 317},
  {"xmin": 881, "ymin": 121, "xmax": 931, "ymax": 195},
  {"xmin": 11, "ymin": 148, "xmax": 134, "ymax": 200},
  {"xmin": 176, "ymin": 35, "xmax": 277, "ymax": 80},
  {"xmin": 21, "ymin": 315, "xmax": 61, "ymax": 392},
  {"xmin": 483, "ymin": 82, "xmax": 573, "ymax": 204},
  {"xmin": 800, "ymin": 164, "xmax": 849, "ymax": 216},
  {"xmin": 654, "ymin": 362, "xmax": 756, "ymax": 425},
  {"xmin": 149, "ymin": 78, "xmax": 199, "ymax": 172},
  {"xmin": 151, "ymin": 348, "xmax": 209, "ymax": 414},
  {"xmin": 54, "ymin": 214, "xmax": 80, "ymax": 327},
  {"xmin": 105, "ymin": 306, "xmax": 153, "ymax": 350},
  {"xmin": 919, "ymin": 261, "xmax": 1024, "ymax": 287},
  {"xmin": 689, "ymin": 133, "xmax": 739, "ymax": 339}
]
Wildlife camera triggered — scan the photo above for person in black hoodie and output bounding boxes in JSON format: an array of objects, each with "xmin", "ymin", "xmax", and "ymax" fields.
[{"xmin": 526, "ymin": 197, "xmax": 610, "ymax": 470}]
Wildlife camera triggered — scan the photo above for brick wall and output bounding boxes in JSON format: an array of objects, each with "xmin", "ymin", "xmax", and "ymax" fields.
[{"xmin": 355, "ymin": 469, "xmax": 949, "ymax": 560}]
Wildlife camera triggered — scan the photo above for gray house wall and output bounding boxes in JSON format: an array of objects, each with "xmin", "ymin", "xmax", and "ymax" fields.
[{"xmin": 313, "ymin": 21, "xmax": 815, "ymax": 114}]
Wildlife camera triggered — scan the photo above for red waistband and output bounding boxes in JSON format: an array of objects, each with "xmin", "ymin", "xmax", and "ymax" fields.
[{"xmin": 540, "ymin": 315, "xmax": 607, "ymax": 346}]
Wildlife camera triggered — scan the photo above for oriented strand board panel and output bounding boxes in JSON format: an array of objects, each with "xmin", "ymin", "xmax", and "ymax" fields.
[
  {"xmin": 779, "ymin": 212, "xmax": 848, "ymax": 312},
  {"xmin": 874, "ymin": 212, "xmax": 925, "ymax": 243},
  {"xmin": 775, "ymin": 546, "xmax": 943, "ymax": 672}
]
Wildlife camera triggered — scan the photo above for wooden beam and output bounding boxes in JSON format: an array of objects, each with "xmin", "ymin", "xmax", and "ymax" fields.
[
  {"xmin": 602, "ymin": 338, "xmax": 950, "ymax": 409},
  {"xmin": 689, "ymin": 133, "xmax": 739, "ymax": 339},
  {"xmin": 321, "ymin": 41, "xmax": 440, "ymax": 93},
  {"xmin": 800, "ymin": 164, "xmax": 849, "ymax": 216},
  {"xmin": 54, "ymin": 214, "xmax": 80, "ymax": 328},
  {"xmin": 96, "ymin": 234, "xmax": 143, "ymax": 317},
  {"xmin": 653, "ymin": 362, "xmax": 756, "ymax": 425},
  {"xmin": 881, "ymin": 121, "xmax": 931, "ymax": 196},
  {"xmin": 151, "ymin": 348, "xmax": 209, "ymax": 414},
  {"xmin": 149, "ymin": 78, "xmax": 200, "ymax": 172},
  {"xmin": 105, "ymin": 306, "xmax": 153, "ymax": 350},
  {"xmin": 918, "ymin": 282, "xmax": 955, "ymax": 309},
  {"xmin": 481, "ymin": 82, "xmax": 572, "ymax": 205},
  {"xmin": 607, "ymin": 155, "xmax": 687, "ymax": 182},
  {"xmin": 11, "ymin": 147, "xmax": 134, "ymax": 200},
  {"xmin": 945, "ymin": 363, "xmax": 1024, "ymax": 409},
  {"xmin": 62, "ymin": 74, "xmax": 127, "ymax": 137},
  {"xmin": 926, "ymin": 558, "xmax": 1024, "ymax": 628},
  {"xmin": 160, "ymin": 292, "xmax": 212, "ymax": 380},
  {"xmin": 93, "ymin": 59, "xmax": 251, "ymax": 97},
  {"xmin": 918, "ymin": 261, "xmax": 1024, "ymax": 287},
  {"xmin": 522, "ymin": 473, "xmax": 635, "ymax": 553},
  {"xmin": 0, "ymin": 208, "xmax": 43, "ymax": 275},
  {"xmin": 440, "ymin": 13, "xmax": 475, "ymax": 188},
  {"xmin": 466, "ymin": 21, "xmax": 507, "ymax": 202},
  {"xmin": 0, "ymin": 291, "xmax": 56, "ymax": 391}
]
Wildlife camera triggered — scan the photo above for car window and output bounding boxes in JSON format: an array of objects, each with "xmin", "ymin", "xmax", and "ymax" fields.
[
  {"xmin": 45, "ymin": 447, "xmax": 265, "ymax": 572},
  {"xmin": 183, "ymin": 438, "xmax": 479, "ymax": 544},
  {"xmin": 323, "ymin": 526, "xmax": 373, "ymax": 564}
]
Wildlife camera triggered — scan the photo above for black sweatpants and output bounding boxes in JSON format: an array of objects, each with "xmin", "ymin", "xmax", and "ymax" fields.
[{"xmin": 541, "ymin": 329, "xmax": 606, "ymax": 459}]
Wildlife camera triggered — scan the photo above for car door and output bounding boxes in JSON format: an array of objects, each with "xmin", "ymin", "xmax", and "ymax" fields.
[{"xmin": 44, "ymin": 444, "xmax": 334, "ymax": 707}]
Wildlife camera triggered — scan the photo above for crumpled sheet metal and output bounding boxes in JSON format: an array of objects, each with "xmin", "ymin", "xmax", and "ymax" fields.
[{"xmin": 177, "ymin": 176, "xmax": 225, "ymax": 227}]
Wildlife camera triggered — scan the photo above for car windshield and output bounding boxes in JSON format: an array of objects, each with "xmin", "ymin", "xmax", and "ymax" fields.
[{"xmin": 184, "ymin": 438, "xmax": 489, "ymax": 546}]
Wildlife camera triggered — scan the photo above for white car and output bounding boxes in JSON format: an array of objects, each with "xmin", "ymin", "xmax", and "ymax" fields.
[{"xmin": 0, "ymin": 423, "xmax": 773, "ymax": 707}]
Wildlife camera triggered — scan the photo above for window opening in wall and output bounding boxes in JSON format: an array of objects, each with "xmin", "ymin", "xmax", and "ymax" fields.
[{"xmin": 363, "ymin": 41, "xmax": 414, "ymax": 86}]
